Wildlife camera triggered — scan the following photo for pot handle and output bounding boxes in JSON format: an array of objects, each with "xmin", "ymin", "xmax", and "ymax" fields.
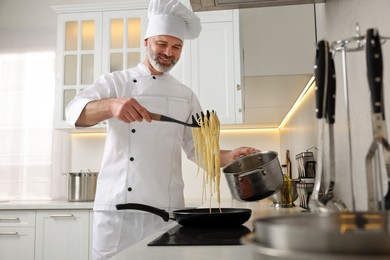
[{"xmin": 115, "ymin": 203, "xmax": 170, "ymax": 222}]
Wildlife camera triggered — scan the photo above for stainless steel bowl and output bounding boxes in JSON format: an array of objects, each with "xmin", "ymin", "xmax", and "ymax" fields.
[{"xmin": 269, "ymin": 179, "xmax": 299, "ymax": 207}]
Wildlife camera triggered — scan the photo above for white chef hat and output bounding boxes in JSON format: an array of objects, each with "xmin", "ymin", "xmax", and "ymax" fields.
[{"xmin": 144, "ymin": 0, "xmax": 202, "ymax": 41}]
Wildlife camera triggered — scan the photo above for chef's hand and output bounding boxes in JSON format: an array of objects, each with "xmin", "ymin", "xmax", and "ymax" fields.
[
  {"xmin": 220, "ymin": 147, "xmax": 260, "ymax": 167},
  {"xmin": 111, "ymin": 98, "xmax": 152, "ymax": 123}
]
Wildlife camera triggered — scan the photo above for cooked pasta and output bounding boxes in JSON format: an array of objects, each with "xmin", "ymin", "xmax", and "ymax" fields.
[{"xmin": 192, "ymin": 112, "xmax": 221, "ymax": 210}]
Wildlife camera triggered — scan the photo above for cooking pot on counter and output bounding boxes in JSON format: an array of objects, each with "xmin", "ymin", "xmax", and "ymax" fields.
[
  {"xmin": 63, "ymin": 170, "xmax": 98, "ymax": 202},
  {"xmin": 223, "ymin": 151, "xmax": 284, "ymax": 201},
  {"xmin": 241, "ymin": 212, "xmax": 390, "ymax": 259}
]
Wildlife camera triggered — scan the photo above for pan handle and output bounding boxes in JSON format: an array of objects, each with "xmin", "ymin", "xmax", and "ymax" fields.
[{"xmin": 116, "ymin": 203, "xmax": 170, "ymax": 222}]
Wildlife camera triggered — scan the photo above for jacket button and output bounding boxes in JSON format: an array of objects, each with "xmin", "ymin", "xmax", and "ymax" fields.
[
  {"xmin": 152, "ymin": 76, "xmax": 156, "ymax": 79},
  {"xmin": 128, "ymin": 187, "xmax": 132, "ymax": 192},
  {"xmin": 129, "ymin": 157, "xmax": 134, "ymax": 161},
  {"xmin": 131, "ymin": 129, "xmax": 136, "ymax": 133},
  {"xmin": 133, "ymin": 79, "xmax": 137, "ymax": 83}
]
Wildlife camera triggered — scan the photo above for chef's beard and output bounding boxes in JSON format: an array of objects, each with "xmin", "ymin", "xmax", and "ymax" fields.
[{"xmin": 146, "ymin": 45, "xmax": 177, "ymax": 73}]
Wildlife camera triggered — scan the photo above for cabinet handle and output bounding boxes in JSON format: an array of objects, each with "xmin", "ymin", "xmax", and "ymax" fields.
[
  {"xmin": 49, "ymin": 214, "xmax": 74, "ymax": 218},
  {"xmin": 0, "ymin": 232, "xmax": 19, "ymax": 236},
  {"xmin": 0, "ymin": 217, "xmax": 20, "ymax": 222}
]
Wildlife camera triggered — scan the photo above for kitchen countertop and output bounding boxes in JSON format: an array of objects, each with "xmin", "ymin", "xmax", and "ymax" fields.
[
  {"xmin": 0, "ymin": 199, "xmax": 94, "ymax": 210},
  {"xmin": 110, "ymin": 198, "xmax": 306, "ymax": 260},
  {"xmin": 0, "ymin": 198, "xmax": 306, "ymax": 259}
]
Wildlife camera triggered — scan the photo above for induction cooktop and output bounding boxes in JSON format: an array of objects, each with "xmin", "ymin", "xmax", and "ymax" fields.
[{"xmin": 148, "ymin": 224, "xmax": 251, "ymax": 246}]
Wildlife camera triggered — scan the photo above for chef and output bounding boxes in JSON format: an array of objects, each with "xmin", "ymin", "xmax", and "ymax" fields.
[{"xmin": 66, "ymin": 0, "xmax": 259, "ymax": 259}]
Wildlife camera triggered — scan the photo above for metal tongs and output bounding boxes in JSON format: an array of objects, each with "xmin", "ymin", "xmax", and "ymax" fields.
[
  {"xmin": 365, "ymin": 28, "xmax": 390, "ymax": 211},
  {"xmin": 309, "ymin": 40, "xmax": 348, "ymax": 213},
  {"xmin": 149, "ymin": 110, "xmax": 215, "ymax": 128}
]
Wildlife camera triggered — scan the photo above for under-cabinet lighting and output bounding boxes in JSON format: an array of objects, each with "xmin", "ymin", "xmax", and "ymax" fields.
[
  {"xmin": 277, "ymin": 75, "xmax": 315, "ymax": 130},
  {"xmin": 71, "ymin": 132, "xmax": 106, "ymax": 137}
]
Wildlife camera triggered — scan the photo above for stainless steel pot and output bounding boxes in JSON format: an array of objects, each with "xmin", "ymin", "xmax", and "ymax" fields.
[
  {"xmin": 252, "ymin": 212, "xmax": 390, "ymax": 256},
  {"xmin": 222, "ymin": 151, "xmax": 284, "ymax": 201},
  {"xmin": 63, "ymin": 170, "xmax": 98, "ymax": 202}
]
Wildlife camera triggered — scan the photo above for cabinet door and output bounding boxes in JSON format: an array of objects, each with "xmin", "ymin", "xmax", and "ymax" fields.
[
  {"xmin": 102, "ymin": 10, "xmax": 148, "ymax": 74},
  {"xmin": 191, "ymin": 11, "xmax": 242, "ymax": 124},
  {"xmin": 55, "ymin": 12, "xmax": 103, "ymax": 129},
  {"xmin": 35, "ymin": 210, "xmax": 90, "ymax": 260}
]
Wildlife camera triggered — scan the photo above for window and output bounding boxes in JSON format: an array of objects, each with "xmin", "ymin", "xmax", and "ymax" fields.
[{"xmin": 0, "ymin": 52, "xmax": 55, "ymax": 200}]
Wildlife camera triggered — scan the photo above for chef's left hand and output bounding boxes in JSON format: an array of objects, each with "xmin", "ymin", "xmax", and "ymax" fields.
[{"xmin": 220, "ymin": 147, "xmax": 260, "ymax": 167}]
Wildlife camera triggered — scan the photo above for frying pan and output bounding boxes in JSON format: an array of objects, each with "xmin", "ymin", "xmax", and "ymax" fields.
[{"xmin": 116, "ymin": 203, "xmax": 252, "ymax": 228}]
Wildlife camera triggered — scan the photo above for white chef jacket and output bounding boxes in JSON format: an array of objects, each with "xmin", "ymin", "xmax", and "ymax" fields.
[
  {"xmin": 66, "ymin": 63, "xmax": 203, "ymax": 259},
  {"xmin": 66, "ymin": 63, "xmax": 202, "ymax": 211}
]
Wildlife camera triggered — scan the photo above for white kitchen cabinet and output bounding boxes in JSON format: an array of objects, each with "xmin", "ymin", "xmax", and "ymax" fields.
[
  {"xmin": 53, "ymin": 3, "xmax": 149, "ymax": 130},
  {"xmin": 53, "ymin": 3, "xmax": 242, "ymax": 129},
  {"xmin": 191, "ymin": 10, "xmax": 243, "ymax": 124},
  {"xmin": 54, "ymin": 12, "xmax": 103, "ymax": 130},
  {"xmin": 0, "ymin": 210, "xmax": 36, "ymax": 260},
  {"xmin": 35, "ymin": 210, "xmax": 90, "ymax": 260}
]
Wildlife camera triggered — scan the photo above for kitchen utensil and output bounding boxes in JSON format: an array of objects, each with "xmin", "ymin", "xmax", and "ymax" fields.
[
  {"xmin": 222, "ymin": 151, "xmax": 284, "ymax": 201},
  {"xmin": 269, "ymin": 178, "xmax": 299, "ymax": 207},
  {"xmin": 62, "ymin": 169, "xmax": 98, "ymax": 202},
  {"xmin": 149, "ymin": 110, "xmax": 215, "ymax": 128},
  {"xmin": 319, "ymin": 46, "xmax": 348, "ymax": 212},
  {"xmin": 116, "ymin": 203, "xmax": 251, "ymax": 228},
  {"xmin": 296, "ymin": 152, "xmax": 316, "ymax": 178},
  {"xmin": 365, "ymin": 28, "xmax": 390, "ymax": 211},
  {"xmin": 285, "ymin": 150, "xmax": 292, "ymax": 178},
  {"xmin": 309, "ymin": 40, "xmax": 329, "ymax": 212},
  {"xmin": 251, "ymin": 212, "xmax": 390, "ymax": 256},
  {"xmin": 297, "ymin": 178, "xmax": 315, "ymax": 209}
]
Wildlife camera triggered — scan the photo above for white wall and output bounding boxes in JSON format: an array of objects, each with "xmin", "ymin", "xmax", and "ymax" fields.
[
  {"xmin": 281, "ymin": 0, "xmax": 390, "ymax": 211},
  {"xmin": 0, "ymin": 0, "xmax": 281, "ymax": 202}
]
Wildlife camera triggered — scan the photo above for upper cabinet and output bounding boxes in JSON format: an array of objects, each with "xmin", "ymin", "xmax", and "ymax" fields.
[
  {"xmin": 53, "ymin": 3, "xmax": 148, "ymax": 130},
  {"xmin": 55, "ymin": 12, "xmax": 103, "ymax": 129},
  {"xmin": 53, "ymin": 2, "xmax": 242, "ymax": 130},
  {"xmin": 239, "ymin": 4, "xmax": 317, "ymax": 127},
  {"xmin": 101, "ymin": 10, "xmax": 148, "ymax": 74},
  {"xmin": 190, "ymin": 10, "xmax": 243, "ymax": 125}
]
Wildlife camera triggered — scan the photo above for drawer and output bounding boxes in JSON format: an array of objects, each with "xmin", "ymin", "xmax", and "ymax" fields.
[
  {"xmin": 0, "ymin": 227, "xmax": 35, "ymax": 260},
  {"xmin": 0, "ymin": 210, "xmax": 36, "ymax": 227}
]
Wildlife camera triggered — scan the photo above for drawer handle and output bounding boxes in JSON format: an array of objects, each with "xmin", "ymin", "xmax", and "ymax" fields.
[
  {"xmin": 0, "ymin": 232, "xmax": 19, "ymax": 236},
  {"xmin": 49, "ymin": 214, "xmax": 74, "ymax": 218},
  {"xmin": 0, "ymin": 217, "xmax": 20, "ymax": 222}
]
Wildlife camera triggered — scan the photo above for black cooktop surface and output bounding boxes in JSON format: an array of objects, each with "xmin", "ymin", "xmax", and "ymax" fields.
[{"xmin": 148, "ymin": 224, "xmax": 251, "ymax": 246}]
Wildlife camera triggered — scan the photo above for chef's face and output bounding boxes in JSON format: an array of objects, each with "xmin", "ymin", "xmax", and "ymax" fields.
[{"xmin": 144, "ymin": 35, "xmax": 183, "ymax": 74}]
